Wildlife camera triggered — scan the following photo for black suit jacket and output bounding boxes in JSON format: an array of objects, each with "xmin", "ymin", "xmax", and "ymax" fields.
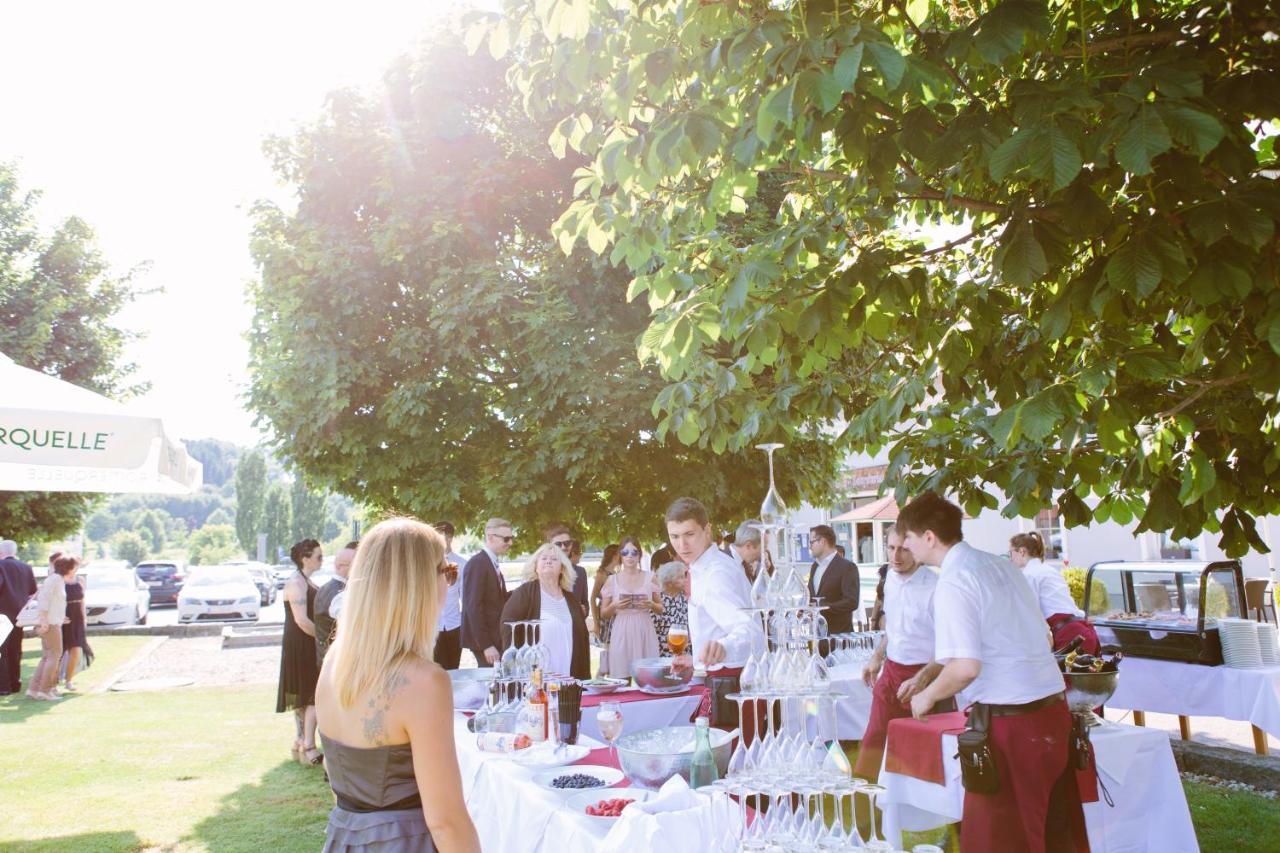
[
  {"xmin": 572, "ymin": 564, "xmax": 589, "ymax": 615},
  {"xmin": 461, "ymin": 551, "xmax": 508, "ymax": 655},
  {"xmin": 313, "ymin": 577, "xmax": 346, "ymax": 666},
  {"xmin": 0, "ymin": 557, "xmax": 36, "ymax": 619},
  {"xmin": 808, "ymin": 554, "xmax": 860, "ymax": 634},
  {"xmin": 499, "ymin": 580, "xmax": 591, "ymax": 680}
]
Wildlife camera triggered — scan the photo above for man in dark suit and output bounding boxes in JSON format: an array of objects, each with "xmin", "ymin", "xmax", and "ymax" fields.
[
  {"xmin": 544, "ymin": 522, "xmax": 589, "ymax": 616},
  {"xmin": 314, "ymin": 540, "xmax": 357, "ymax": 667},
  {"xmin": 461, "ymin": 517, "xmax": 513, "ymax": 667},
  {"xmin": 807, "ymin": 524, "xmax": 860, "ymax": 635},
  {"xmin": 0, "ymin": 540, "xmax": 38, "ymax": 695}
]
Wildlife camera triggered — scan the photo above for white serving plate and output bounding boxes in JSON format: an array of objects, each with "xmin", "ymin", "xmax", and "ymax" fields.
[
  {"xmin": 532, "ymin": 764, "xmax": 625, "ymax": 793},
  {"xmin": 566, "ymin": 788, "xmax": 655, "ymax": 825},
  {"xmin": 508, "ymin": 742, "xmax": 591, "ymax": 768}
]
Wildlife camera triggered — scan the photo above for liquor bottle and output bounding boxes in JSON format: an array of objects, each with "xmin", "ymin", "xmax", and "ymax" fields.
[
  {"xmin": 517, "ymin": 667, "xmax": 549, "ymax": 743},
  {"xmin": 688, "ymin": 716, "xmax": 719, "ymax": 789},
  {"xmin": 475, "ymin": 732, "xmax": 532, "ymax": 753}
]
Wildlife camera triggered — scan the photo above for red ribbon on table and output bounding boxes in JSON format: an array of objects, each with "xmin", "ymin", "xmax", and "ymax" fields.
[{"xmin": 581, "ymin": 684, "xmax": 707, "ymax": 709}]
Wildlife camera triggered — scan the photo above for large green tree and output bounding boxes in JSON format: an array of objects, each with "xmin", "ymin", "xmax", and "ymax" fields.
[
  {"xmin": 0, "ymin": 164, "xmax": 148, "ymax": 543},
  {"xmin": 245, "ymin": 24, "xmax": 838, "ymax": 541},
  {"xmin": 480, "ymin": 0, "xmax": 1280, "ymax": 554},
  {"xmin": 289, "ymin": 476, "xmax": 328, "ymax": 542},
  {"xmin": 263, "ymin": 483, "xmax": 292, "ymax": 563},
  {"xmin": 234, "ymin": 451, "xmax": 268, "ymax": 557}
]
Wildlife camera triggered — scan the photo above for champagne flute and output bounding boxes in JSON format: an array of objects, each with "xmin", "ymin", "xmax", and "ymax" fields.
[{"xmin": 597, "ymin": 700, "xmax": 624, "ymax": 764}]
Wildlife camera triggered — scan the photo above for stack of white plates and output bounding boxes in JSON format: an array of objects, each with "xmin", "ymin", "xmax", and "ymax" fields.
[
  {"xmin": 1257, "ymin": 622, "xmax": 1279, "ymax": 666},
  {"xmin": 1219, "ymin": 618, "xmax": 1264, "ymax": 668}
]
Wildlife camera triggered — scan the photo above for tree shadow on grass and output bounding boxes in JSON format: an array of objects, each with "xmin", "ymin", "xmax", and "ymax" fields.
[
  {"xmin": 0, "ymin": 830, "xmax": 143, "ymax": 853},
  {"xmin": 183, "ymin": 759, "xmax": 332, "ymax": 852},
  {"xmin": 0, "ymin": 647, "xmax": 73, "ymax": 723}
]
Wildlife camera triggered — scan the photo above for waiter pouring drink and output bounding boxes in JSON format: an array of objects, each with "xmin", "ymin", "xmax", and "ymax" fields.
[{"xmin": 899, "ymin": 492, "xmax": 1088, "ymax": 853}]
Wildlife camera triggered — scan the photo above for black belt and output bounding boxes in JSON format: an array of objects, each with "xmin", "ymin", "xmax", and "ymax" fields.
[
  {"xmin": 981, "ymin": 691, "xmax": 1064, "ymax": 718},
  {"xmin": 335, "ymin": 793, "xmax": 422, "ymax": 814}
]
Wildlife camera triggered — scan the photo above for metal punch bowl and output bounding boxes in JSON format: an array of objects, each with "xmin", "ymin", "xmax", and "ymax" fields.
[
  {"xmin": 1063, "ymin": 670, "xmax": 1119, "ymax": 724},
  {"xmin": 631, "ymin": 656, "xmax": 693, "ymax": 691},
  {"xmin": 614, "ymin": 726, "xmax": 735, "ymax": 790}
]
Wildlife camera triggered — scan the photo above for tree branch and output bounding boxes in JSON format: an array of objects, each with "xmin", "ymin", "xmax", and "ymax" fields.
[
  {"xmin": 1155, "ymin": 374, "xmax": 1253, "ymax": 419},
  {"xmin": 1060, "ymin": 18, "xmax": 1279, "ymax": 58}
]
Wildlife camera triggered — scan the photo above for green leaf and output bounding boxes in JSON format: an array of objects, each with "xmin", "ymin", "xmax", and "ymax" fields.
[
  {"xmin": 676, "ymin": 415, "xmax": 701, "ymax": 445},
  {"xmin": 988, "ymin": 126, "xmax": 1032, "ymax": 182},
  {"xmin": 1179, "ymin": 450, "xmax": 1217, "ymax": 504},
  {"xmin": 685, "ymin": 114, "xmax": 722, "ymax": 157},
  {"xmin": 646, "ymin": 49, "xmax": 675, "ymax": 90},
  {"xmin": 488, "ymin": 19, "xmax": 510, "ymax": 60},
  {"xmin": 974, "ymin": 0, "xmax": 1047, "ymax": 65},
  {"xmin": 1159, "ymin": 103, "xmax": 1224, "ymax": 157},
  {"xmin": 1019, "ymin": 389, "xmax": 1063, "ymax": 442},
  {"xmin": 815, "ymin": 70, "xmax": 844, "ymax": 113},
  {"xmin": 833, "ymin": 42, "xmax": 864, "ymax": 92},
  {"xmin": 1115, "ymin": 105, "xmax": 1172, "ymax": 175},
  {"xmin": 1266, "ymin": 312, "xmax": 1280, "ymax": 356},
  {"xmin": 866, "ymin": 42, "xmax": 906, "ymax": 90},
  {"xmin": 995, "ymin": 223, "xmax": 1047, "ymax": 286},
  {"xmin": 1105, "ymin": 238, "xmax": 1162, "ymax": 297},
  {"xmin": 1028, "ymin": 124, "xmax": 1082, "ymax": 191},
  {"xmin": 991, "ymin": 403, "xmax": 1024, "ymax": 449}
]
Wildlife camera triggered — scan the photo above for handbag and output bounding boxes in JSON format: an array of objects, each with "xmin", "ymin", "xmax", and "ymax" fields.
[
  {"xmin": 14, "ymin": 596, "xmax": 40, "ymax": 628},
  {"xmin": 956, "ymin": 703, "xmax": 1000, "ymax": 795}
]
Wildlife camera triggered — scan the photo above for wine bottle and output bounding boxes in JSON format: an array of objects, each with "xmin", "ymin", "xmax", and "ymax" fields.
[{"xmin": 689, "ymin": 716, "xmax": 719, "ymax": 789}]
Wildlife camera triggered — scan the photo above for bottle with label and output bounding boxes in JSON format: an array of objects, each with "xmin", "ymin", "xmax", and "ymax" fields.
[
  {"xmin": 517, "ymin": 667, "xmax": 549, "ymax": 743},
  {"xmin": 475, "ymin": 732, "xmax": 532, "ymax": 753},
  {"xmin": 688, "ymin": 715, "xmax": 719, "ymax": 789}
]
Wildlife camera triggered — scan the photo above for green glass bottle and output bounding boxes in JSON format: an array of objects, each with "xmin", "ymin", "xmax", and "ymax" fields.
[{"xmin": 688, "ymin": 716, "xmax": 719, "ymax": 789}]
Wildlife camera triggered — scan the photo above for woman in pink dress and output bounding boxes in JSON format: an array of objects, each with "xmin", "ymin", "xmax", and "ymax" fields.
[{"xmin": 599, "ymin": 535, "xmax": 662, "ymax": 684}]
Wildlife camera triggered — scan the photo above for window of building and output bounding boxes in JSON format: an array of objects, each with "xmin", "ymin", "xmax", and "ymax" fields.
[
  {"xmin": 1035, "ymin": 508, "xmax": 1063, "ymax": 560},
  {"xmin": 1159, "ymin": 532, "xmax": 1201, "ymax": 560}
]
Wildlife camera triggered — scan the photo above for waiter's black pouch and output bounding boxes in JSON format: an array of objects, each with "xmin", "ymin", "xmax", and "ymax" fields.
[{"xmin": 957, "ymin": 703, "xmax": 1000, "ymax": 795}]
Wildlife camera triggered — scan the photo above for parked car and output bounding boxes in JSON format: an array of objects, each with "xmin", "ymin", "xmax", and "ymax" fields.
[
  {"xmin": 271, "ymin": 563, "xmax": 295, "ymax": 589},
  {"xmin": 177, "ymin": 567, "xmax": 261, "ymax": 624},
  {"xmin": 246, "ymin": 566, "xmax": 277, "ymax": 606},
  {"xmin": 81, "ymin": 567, "xmax": 150, "ymax": 626},
  {"xmin": 135, "ymin": 560, "xmax": 187, "ymax": 606}
]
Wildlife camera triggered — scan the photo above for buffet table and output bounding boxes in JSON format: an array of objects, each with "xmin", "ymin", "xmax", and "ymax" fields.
[
  {"xmin": 453, "ymin": 714, "xmax": 739, "ymax": 852},
  {"xmin": 1104, "ymin": 658, "xmax": 1280, "ymax": 754},
  {"xmin": 577, "ymin": 686, "xmax": 706, "ymax": 742},
  {"xmin": 828, "ymin": 664, "xmax": 873, "ymax": 740},
  {"xmin": 878, "ymin": 720, "xmax": 1198, "ymax": 852}
]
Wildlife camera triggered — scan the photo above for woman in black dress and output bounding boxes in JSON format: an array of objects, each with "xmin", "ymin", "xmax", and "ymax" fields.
[
  {"xmin": 277, "ymin": 538, "xmax": 323, "ymax": 765},
  {"xmin": 61, "ymin": 570, "xmax": 93, "ymax": 690}
]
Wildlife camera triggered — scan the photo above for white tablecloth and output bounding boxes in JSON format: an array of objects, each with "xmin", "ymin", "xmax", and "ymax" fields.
[
  {"xmin": 454, "ymin": 714, "xmax": 740, "ymax": 852},
  {"xmin": 879, "ymin": 722, "xmax": 1198, "ymax": 852},
  {"xmin": 1106, "ymin": 658, "xmax": 1280, "ymax": 738},
  {"xmin": 829, "ymin": 664, "xmax": 872, "ymax": 739},
  {"xmin": 578, "ymin": 693, "xmax": 704, "ymax": 742}
]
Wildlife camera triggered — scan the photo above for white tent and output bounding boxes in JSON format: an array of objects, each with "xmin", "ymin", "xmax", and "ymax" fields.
[{"xmin": 0, "ymin": 352, "xmax": 202, "ymax": 494}]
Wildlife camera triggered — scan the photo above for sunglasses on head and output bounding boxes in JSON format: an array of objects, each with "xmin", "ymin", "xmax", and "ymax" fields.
[
  {"xmin": 439, "ymin": 562, "xmax": 458, "ymax": 586},
  {"xmin": 620, "ymin": 547, "xmax": 640, "ymax": 556}
]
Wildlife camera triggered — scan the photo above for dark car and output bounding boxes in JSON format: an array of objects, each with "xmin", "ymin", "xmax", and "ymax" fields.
[
  {"xmin": 134, "ymin": 561, "xmax": 187, "ymax": 606},
  {"xmin": 247, "ymin": 566, "xmax": 277, "ymax": 606}
]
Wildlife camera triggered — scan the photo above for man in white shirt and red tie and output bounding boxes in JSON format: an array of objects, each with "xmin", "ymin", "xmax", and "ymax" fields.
[
  {"xmin": 900, "ymin": 492, "xmax": 1087, "ymax": 852},
  {"xmin": 852, "ymin": 523, "xmax": 948, "ymax": 780},
  {"xmin": 666, "ymin": 497, "xmax": 765, "ymax": 726}
]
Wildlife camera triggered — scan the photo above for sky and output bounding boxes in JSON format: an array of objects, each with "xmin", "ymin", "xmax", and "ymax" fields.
[{"xmin": 1, "ymin": 1, "xmax": 471, "ymax": 446}]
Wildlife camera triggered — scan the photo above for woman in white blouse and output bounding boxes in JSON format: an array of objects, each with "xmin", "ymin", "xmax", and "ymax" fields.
[
  {"xmin": 500, "ymin": 544, "xmax": 590, "ymax": 679},
  {"xmin": 1009, "ymin": 531, "xmax": 1099, "ymax": 653},
  {"xmin": 29, "ymin": 555, "xmax": 77, "ymax": 700}
]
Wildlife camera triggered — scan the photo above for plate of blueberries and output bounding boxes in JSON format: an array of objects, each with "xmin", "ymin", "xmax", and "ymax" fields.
[{"xmin": 533, "ymin": 765, "xmax": 625, "ymax": 793}]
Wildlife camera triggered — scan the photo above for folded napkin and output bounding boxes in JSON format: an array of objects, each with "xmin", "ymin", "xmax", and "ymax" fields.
[
  {"xmin": 602, "ymin": 776, "xmax": 739, "ymax": 853},
  {"xmin": 884, "ymin": 710, "xmax": 968, "ymax": 785}
]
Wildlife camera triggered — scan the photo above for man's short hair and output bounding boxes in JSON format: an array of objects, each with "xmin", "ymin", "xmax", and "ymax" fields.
[
  {"xmin": 433, "ymin": 521, "xmax": 455, "ymax": 538},
  {"xmin": 897, "ymin": 492, "xmax": 963, "ymax": 544},
  {"xmin": 810, "ymin": 525, "xmax": 837, "ymax": 547},
  {"xmin": 665, "ymin": 497, "xmax": 708, "ymax": 527},
  {"xmin": 544, "ymin": 522, "xmax": 572, "ymax": 542},
  {"xmin": 735, "ymin": 520, "xmax": 762, "ymax": 545},
  {"xmin": 0, "ymin": 540, "xmax": 17, "ymax": 558},
  {"xmin": 883, "ymin": 523, "xmax": 898, "ymax": 539},
  {"xmin": 485, "ymin": 517, "xmax": 512, "ymax": 533},
  {"xmin": 343, "ymin": 540, "xmax": 361, "ymax": 551}
]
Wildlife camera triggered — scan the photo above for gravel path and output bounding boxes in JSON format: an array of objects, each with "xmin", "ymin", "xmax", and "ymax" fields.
[{"xmin": 120, "ymin": 636, "xmax": 282, "ymax": 687}]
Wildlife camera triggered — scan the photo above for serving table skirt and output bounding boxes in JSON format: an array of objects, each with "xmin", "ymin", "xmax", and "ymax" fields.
[
  {"xmin": 453, "ymin": 712, "xmax": 739, "ymax": 852},
  {"xmin": 828, "ymin": 664, "xmax": 873, "ymax": 740},
  {"xmin": 878, "ymin": 721, "xmax": 1198, "ymax": 852},
  {"xmin": 1105, "ymin": 658, "xmax": 1280, "ymax": 740},
  {"xmin": 576, "ymin": 685, "xmax": 706, "ymax": 742}
]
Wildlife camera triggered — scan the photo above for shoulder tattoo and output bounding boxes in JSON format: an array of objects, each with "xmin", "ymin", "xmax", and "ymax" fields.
[{"xmin": 362, "ymin": 671, "xmax": 410, "ymax": 746}]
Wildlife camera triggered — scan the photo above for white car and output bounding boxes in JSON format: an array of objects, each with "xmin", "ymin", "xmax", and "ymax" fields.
[
  {"xmin": 82, "ymin": 568, "xmax": 151, "ymax": 626},
  {"xmin": 178, "ymin": 567, "xmax": 261, "ymax": 624}
]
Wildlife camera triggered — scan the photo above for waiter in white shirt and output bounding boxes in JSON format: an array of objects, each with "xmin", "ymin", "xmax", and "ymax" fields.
[
  {"xmin": 852, "ymin": 523, "xmax": 949, "ymax": 780},
  {"xmin": 666, "ymin": 497, "xmax": 765, "ymax": 727},
  {"xmin": 901, "ymin": 493, "xmax": 1086, "ymax": 853},
  {"xmin": 1010, "ymin": 531, "xmax": 1101, "ymax": 655}
]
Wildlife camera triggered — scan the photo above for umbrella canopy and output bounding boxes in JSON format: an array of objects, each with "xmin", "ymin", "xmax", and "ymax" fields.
[
  {"xmin": 830, "ymin": 494, "xmax": 900, "ymax": 523},
  {"xmin": 0, "ymin": 352, "xmax": 202, "ymax": 494}
]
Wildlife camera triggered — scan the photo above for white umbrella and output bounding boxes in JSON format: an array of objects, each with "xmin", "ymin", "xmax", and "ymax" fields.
[{"xmin": 0, "ymin": 352, "xmax": 202, "ymax": 494}]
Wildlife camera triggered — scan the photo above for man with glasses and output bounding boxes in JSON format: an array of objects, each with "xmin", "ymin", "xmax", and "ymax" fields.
[
  {"xmin": 314, "ymin": 540, "xmax": 357, "ymax": 667},
  {"xmin": 432, "ymin": 523, "xmax": 466, "ymax": 670},
  {"xmin": 462, "ymin": 518, "xmax": 514, "ymax": 667},
  {"xmin": 544, "ymin": 522, "xmax": 590, "ymax": 617}
]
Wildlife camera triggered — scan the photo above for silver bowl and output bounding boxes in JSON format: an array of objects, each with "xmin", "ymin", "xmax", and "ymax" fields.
[
  {"xmin": 614, "ymin": 725, "xmax": 735, "ymax": 790},
  {"xmin": 631, "ymin": 657, "xmax": 693, "ymax": 691},
  {"xmin": 1063, "ymin": 670, "xmax": 1119, "ymax": 719}
]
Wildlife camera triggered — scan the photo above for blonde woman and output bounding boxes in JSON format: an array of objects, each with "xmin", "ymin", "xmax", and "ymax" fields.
[
  {"xmin": 499, "ymin": 543, "xmax": 591, "ymax": 679},
  {"xmin": 315, "ymin": 518, "xmax": 480, "ymax": 853}
]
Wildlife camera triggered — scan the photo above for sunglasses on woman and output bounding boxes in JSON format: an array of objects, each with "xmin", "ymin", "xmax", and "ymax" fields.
[
  {"xmin": 439, "ymin": 561, "xmax": 458, "ymax": 587},
  {"xmin": 620, "ymin": 547, "xmax": 640, "ymax": 556}
]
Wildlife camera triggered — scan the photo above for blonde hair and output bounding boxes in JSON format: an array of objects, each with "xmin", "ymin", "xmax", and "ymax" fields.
[
  {"xmin": 523, "ymin": 543, "xmax": 575, "ymax": 591},
  {"xmin": 1010, "ymin": 531, "xmax": 1046, "ymax": 559},
  {"xmin": 330, "ymin": 517, "xmax": 446, "ymax": 709}
]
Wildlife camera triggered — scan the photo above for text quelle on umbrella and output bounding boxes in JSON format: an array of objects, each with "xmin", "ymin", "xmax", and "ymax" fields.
[{"xmin": 0, "ymin": 427, "xmax": 110, "ymax": 451}]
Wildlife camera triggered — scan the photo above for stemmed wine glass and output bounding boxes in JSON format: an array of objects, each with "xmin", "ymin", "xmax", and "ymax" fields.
[
  {"xmin": 597, "ymin": 700, "xmax": 624, "ymax": 764},
  {"xmin": 756, "ymin": 443, "xmax": 788, "ymax": 526}
]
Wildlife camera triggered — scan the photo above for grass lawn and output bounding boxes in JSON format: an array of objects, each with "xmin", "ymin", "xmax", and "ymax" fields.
[{"xmin": 2, "ymin": 639, "xmax": 1276, "ymax": 851}]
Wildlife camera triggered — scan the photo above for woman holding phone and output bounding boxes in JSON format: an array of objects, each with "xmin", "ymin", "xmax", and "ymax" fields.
[{"xmin": 599, "ymin": 535, "xmax": 662, "ymax": 684}]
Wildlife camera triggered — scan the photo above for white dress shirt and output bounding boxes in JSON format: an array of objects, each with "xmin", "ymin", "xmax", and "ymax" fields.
[
  {"xmin": 1021, "ymin": 558, "xmax": 1084, "ymax": 619},
  {"xmin": 437, "ymin": 551, "xmax": 465, "ymax": 631},
  {"xmin": 933, "ymin": 541, "xmax": 1063, "ymax": 705},
  {"xmin": 538, "ymin": 589, "xmax": 574, "ymax": 676},
  {"xmin": 883, "ymin": 566, "xmax": 939, "ymax": 665},
  {"xmin": 811, "ymin": 551, "xmax": 837, "ymax": 591},
  {"xmin": 687, "ymin": 545, "xmax": 765, "ymax": 667}
]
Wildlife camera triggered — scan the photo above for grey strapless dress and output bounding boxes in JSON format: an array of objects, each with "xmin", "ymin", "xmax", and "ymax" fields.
[{"xmin": 321, "ymin": 734, "xmax": 435, "ymax": 852}]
